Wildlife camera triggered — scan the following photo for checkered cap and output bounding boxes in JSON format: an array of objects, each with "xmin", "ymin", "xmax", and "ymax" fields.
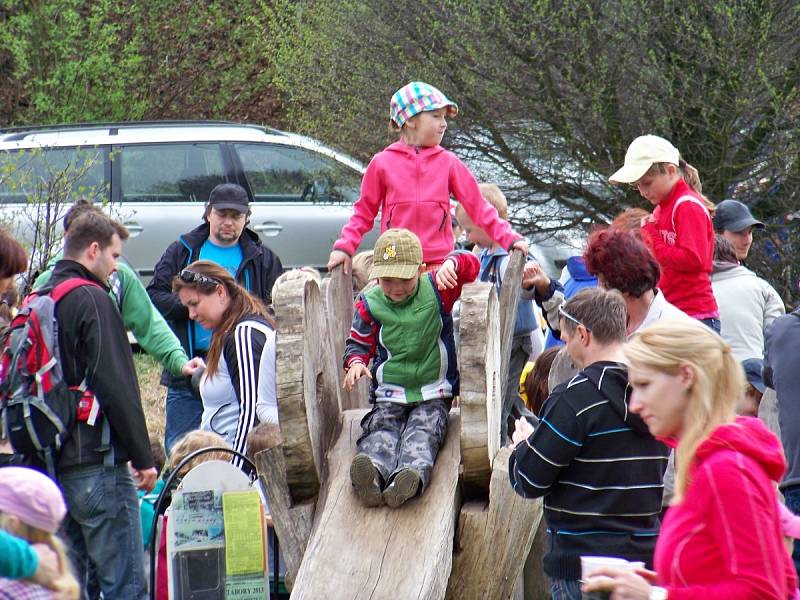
[
  {"xmin": 390, "ymin": 81, "xmax": 459, "ymax": 128},
  {"xmin": 369, "ymin": 229, "xmax": 423, "ymax": 279}
]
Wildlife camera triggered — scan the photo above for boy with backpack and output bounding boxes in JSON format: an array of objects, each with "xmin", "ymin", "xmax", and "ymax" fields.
[{"xmin": 0, "ymin": 211, "xmax": 155, "ymax": 599}]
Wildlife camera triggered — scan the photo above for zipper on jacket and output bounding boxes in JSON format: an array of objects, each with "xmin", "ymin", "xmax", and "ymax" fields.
[{"xmin": 438, "ymin": 208, "xmax": 447, "ymax": 231}]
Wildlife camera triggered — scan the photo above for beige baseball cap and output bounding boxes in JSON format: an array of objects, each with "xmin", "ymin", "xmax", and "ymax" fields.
[
  {"xmin": 609, "ymin": 135, "xmax": 680, "ymax": 184},
  {"xmin": 369, "ymin": 228, "xmax": 423, "ymax": 279}
]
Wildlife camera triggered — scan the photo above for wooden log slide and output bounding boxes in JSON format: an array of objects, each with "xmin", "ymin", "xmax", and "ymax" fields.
[{"xmin": 290, "ymin": 409, "xmax": 461, "ymax": 599}]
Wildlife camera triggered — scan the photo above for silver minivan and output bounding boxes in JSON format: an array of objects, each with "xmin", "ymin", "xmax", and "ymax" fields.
[{"xmin": 0, "ymin": 121, "xmax": 379, "ymax": 284}]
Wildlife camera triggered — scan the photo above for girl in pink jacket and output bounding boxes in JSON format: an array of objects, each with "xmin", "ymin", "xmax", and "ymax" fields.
[{"xmin": 328, "ymin": 81, "xmax": 527, "ymax": 273}]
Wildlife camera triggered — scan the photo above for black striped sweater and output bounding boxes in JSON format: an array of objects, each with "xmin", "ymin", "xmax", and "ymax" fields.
[{"xmin": 508, "ymin": 361, "xmax": 669, "ymax": 581}]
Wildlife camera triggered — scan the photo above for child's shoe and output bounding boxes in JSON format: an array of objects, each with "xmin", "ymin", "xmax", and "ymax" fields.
[
  {"xmin": 350, "ymin": 453, "xmax": 384, "ymax": 507},
  {"xmin": 382, "ymin": 468, "xmax": 421, "ymax": 508}
]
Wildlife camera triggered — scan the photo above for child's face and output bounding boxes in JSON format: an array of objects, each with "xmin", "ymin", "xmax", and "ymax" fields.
[
  {"xmin": 378, "ymin": 275, "xmax": 419, "ymax": 303},
  {"xmin": 405, "ymin": 108, "xmax": 448, "ymax": 147},
  {"xmin": 633, "ymin": 165, "xmax": 679, "ymax": 206},
  {"xmin": 457, "ymin": 209, "xmax": 493, "ymax": 248}
]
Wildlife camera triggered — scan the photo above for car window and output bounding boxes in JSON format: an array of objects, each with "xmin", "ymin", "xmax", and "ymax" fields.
[
  {"xmin": 235, "ymin": 143, "xmax": 360, "ymax": 204},
  {"xmin": 0, "ymin": 147, "xmax": 106, "ymax": 204},
  {"xmin": 117, "ymin": 143, "xmax": 226, "ymax": 203}
]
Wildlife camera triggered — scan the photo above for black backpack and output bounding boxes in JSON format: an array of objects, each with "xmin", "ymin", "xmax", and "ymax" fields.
[{"xmin": 0, "ymin": 278, "xmax": 101, "ymax": 473}]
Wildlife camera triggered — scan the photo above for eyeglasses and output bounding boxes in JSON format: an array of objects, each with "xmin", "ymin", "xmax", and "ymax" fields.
[
  {"xmin": 559, "ymin": 305, "xmax": 591, "ymax": 332},
  {"xmin": 179, "ymin": 269, "xmax": 221, "ymax": 288}
]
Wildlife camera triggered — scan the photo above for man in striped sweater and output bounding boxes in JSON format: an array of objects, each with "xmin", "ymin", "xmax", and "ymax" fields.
[{"xmin": 509, "ymin": 288, "xmax": 669, "ymax": 600}]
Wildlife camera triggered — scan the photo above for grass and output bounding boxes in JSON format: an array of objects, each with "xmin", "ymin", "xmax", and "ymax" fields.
[{"xmin": 133, "ymin": 350, "xmax": 166, "ymax": 439}]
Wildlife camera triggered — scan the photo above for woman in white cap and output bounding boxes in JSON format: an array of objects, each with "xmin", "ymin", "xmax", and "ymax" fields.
[
  {"xmin": 0, "ymin": 466, "xmax": 79, "ymax": 599},
  {"xmin": 609, "ymin": 135, "xmax": 720, "ymax": 333}
]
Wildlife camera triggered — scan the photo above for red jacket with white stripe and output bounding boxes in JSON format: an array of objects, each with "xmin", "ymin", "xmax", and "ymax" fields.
[
  {"xmin": 654, "ymin": 417, "xmax": 797, "ymax": 599},
  {"xmin": 641, "ymin": 179, "xmax": 718, "ymax": 318}
]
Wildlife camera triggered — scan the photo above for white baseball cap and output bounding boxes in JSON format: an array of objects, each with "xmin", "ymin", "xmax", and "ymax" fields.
[{"xmin": 609, "ymin": 135, "xmax": 680, "ymax": 184}]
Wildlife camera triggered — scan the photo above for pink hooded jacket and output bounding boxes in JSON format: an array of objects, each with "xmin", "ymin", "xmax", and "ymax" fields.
[
  {"xmin": 333, "ymin": 142, "xmax": 521, "ymax": 264},
  {"xmin": 654, "ymin": 417, "xmax": 797, "ymax": 599}
]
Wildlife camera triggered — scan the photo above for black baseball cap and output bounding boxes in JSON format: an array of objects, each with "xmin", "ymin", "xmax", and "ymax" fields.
[
  {"xmin": 207, "ymin": 183, "xmax": 250, "ymax": 213},
  {"xmin": 713, "ymin": 199, "xmax": 764, "ymax": 233}
]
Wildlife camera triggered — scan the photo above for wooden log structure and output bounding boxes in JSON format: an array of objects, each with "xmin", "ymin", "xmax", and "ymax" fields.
[
  {"xmin": 458, "ymin": 281, "xmax": 502, "ymax": 499},
  {"xmin": 446, "ymin": 447, "xmax": 543, "ymax": 600},
  {"xmin": 290, "ymin": 409, "xmax": 461, "ymax": 600},
  {"xmin": 272, "ymin": 275, "xmax": 341, "ymax": 502},
  {"xmin": 254, "ymin": 446, "xmax": 315, "ymax": 591},
  {"xmin": 260, "ymin": 266, "xmax": 545, "ymax": 599}
]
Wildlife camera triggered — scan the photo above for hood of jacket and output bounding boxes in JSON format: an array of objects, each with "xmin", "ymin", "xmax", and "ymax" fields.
[
  {"xmin": 711, "ymin": 261, "xmax": 754, "ymax": 280},
  {"xmin": 694, "ymin": 416, "xmax": 786, "ymax": 483},
  {"xmin": 566, "ymin": 255, "xmax": 594, "ymax": 281},
  {"xmin": 383, "ymin": 140, "xmax": 446, "ymax": 159},
  {"xmin": 581, "ymin": 361, "xmax": 650, "ymax": 434}
]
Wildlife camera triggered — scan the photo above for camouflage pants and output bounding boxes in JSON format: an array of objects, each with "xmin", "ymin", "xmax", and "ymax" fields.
[{"xmin": 357, "ymin": 398, "xmax": 449, "ymax": 491}]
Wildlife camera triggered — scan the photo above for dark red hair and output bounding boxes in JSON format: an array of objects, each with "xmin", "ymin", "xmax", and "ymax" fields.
[{"xmin": 583, "ymin": 228, "xmax": 660, "ymax": 297}]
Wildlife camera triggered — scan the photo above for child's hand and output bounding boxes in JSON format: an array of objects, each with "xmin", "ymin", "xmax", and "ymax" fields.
[
  {"xmin": 511, "ymin": 239, "xmax": 529, "ymax": 256},
  {"xmin": 328, "ymin": 250, "xmax": 352, "ymax": 275},
  {"xmin": 344, "ymin": 362, "xmax": 372, "ymax": 390},
  {"xmin": 511, "ymin": 417, "xmax": 535, "ymax": 446},
  {"xmin": 436, "ymin": 258, "xmax": 458, "ymax": 290},
  {"xmin": 522, "ymin": 261, "xmax": 550, "ymax": 293}
]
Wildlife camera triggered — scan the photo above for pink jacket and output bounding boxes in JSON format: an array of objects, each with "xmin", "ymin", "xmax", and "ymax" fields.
[
  {"xmin": 334, "ymin": 142, "xmax": 521, "ymax": 264},
  {"xmin": 654, "ymin": 417, "xmax": 797, "ymax": 599}
]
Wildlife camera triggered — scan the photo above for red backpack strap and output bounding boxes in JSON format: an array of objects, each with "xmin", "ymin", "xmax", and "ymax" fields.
[{"xmin": 49, "ymin": 278, "xmax": 103, "ymax": 303}]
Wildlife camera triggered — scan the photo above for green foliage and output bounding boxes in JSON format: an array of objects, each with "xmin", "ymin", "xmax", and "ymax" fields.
[
  {"xmin": 264, "ymin": 0, "xmax": 800, "ymax": 302},
  {"xmin": 0, "ymin": 1, "xmax": 282, "ymax": 125}
]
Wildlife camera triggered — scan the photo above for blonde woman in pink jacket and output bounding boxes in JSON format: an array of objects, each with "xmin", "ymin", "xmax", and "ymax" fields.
[{"xmin": 328, "ymin": 81, "xmax": 527, "ymax": 274}]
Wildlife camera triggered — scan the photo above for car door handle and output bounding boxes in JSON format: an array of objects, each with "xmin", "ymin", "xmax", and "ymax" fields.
[
  {"xmin": 124, "ymin": 223, "xmax": 144, "ymax": 237},
  {"xmin": 253, "ymin": 222, "xmax": 283, "ymax": 236}
]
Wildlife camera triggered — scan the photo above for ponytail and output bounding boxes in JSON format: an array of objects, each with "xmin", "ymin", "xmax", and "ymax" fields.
[{"xmin": 679, "ymin": 159, "xmax": 715, "ymax": 215}]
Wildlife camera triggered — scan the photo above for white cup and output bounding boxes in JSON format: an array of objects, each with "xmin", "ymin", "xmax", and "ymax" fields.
[{"xmin": 580, "ymin": 555, "xmax": 645, "ymax": 580}]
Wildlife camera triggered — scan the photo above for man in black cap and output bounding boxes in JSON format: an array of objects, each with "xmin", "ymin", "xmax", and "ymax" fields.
[
  {"xmin": 147, "ymin": 183, "xmax": 283, "ymax": 451},
  {"xmin": 713, "ymin": 199, "xmax": 764, "ymax": 262}
]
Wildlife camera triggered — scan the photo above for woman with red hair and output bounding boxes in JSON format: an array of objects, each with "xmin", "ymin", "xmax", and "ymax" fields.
[{"xmin": 584, "ymin": 228, "xmax": 689, "ymax": 337}]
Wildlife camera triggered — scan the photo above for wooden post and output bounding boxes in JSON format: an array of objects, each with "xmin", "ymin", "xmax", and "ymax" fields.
[
  {"xmin": 498, "ymin": 250, "xmax": 525, "ymax": 442},
  {"xmin": 253, "ymin": 447, "xmax": 315, "ymax": 591},
  {"xmin": 458, "ymin": 281, "xmax": 502, "ymax": 499},
  {"xmin": 446, "ymin": 446, "xmax": 544, "ymax": 600},
  {"xmin": 290, "ymin": 409, "xmax": 462, "ymax": 600},
  {"xmin": 273, "ymin": 276, "xmax": 340, "ymax": 502},
  {"xmin": 322, "ymin": 266, "xmax": 369, "ymax": 410}
]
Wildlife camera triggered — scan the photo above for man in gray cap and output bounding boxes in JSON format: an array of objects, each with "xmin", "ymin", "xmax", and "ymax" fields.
[
  {"xmin": 147, "ymin": 183, "xmax": 283, "ymax": 451},
  {"xmin": 713, "ymin": 199, "xmax": 764, "ymax": 262}
]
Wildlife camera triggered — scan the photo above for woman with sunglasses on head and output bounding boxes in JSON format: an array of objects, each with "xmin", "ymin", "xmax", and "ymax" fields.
[
  {"xmin": 172, "ymin": 260, "xmax": 277, "ymax": 470},
  {"xmin": 583, "ymin": 319, "xmax": 797, "ymax": 600}
]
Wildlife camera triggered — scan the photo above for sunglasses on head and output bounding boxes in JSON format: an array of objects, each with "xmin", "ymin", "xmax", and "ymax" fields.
[
  {"xmin": 559, "ymin": 305, "xmax": 591, "ymax": 332},
  {"xmin": 179, "ymin": 269, "xmax": 221, "ymax": 288}
]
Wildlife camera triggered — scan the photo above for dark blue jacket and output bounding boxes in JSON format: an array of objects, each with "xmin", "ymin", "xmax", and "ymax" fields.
[{"xmin": 146, "ymin": 222, "xmax": 282, "ymax": 387}]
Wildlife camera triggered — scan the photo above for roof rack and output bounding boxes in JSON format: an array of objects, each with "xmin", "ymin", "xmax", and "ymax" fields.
[{"xmin": 0, "ymin": 120, "xmax": 284, "ymax": 137}]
